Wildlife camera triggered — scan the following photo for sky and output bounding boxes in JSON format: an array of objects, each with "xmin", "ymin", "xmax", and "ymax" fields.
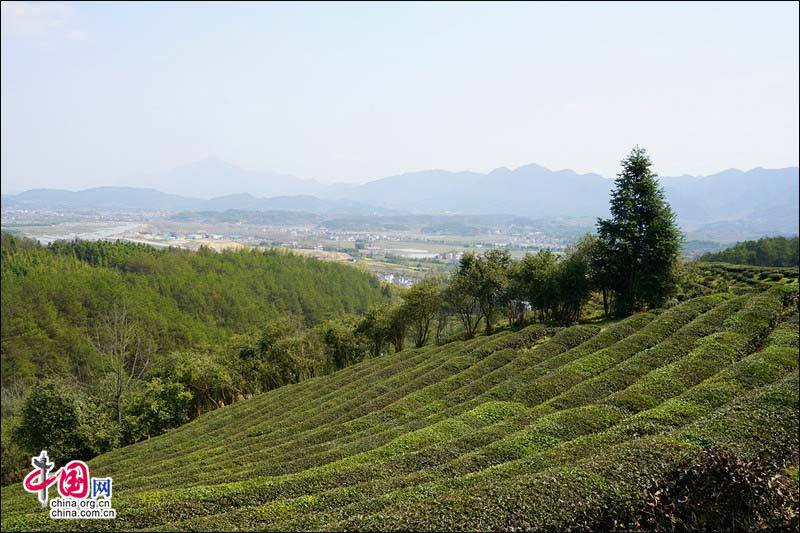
[{"xmin": 1, "ymin": 1, "xmax": 798, "ymax": 193}]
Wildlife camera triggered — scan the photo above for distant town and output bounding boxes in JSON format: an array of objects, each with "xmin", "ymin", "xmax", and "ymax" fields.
[{"xmin": 1, "ymin": 206, "xmax": 597, "ymax": 285}]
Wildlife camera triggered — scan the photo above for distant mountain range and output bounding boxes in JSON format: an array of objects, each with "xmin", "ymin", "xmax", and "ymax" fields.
[
  {"xmin": 318, "ymin": 165, "xmax": 798, "ymax": 226},
  {"xmin": 317, "ymin": 164, "xmax": 612, "ymax": 218},
  {"xmin": 2, "ymin": 159, "xmax": 797, "ymax": 242},
  {"xmin": 0, "ymin": 188, "xmax": 397, "ymax": 216},
  {"xmin": 129, "ymin": 157, "xmax": 322, "ymax": 199}
]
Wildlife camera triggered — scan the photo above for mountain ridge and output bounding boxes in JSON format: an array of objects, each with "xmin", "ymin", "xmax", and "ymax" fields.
[
  {"xmin": 3, "ymin": 160, "xmax": 797, "ymax": 240},
  {"xmin": 126, "ymin": 156, "xmax": 322, "ymax": 199}
]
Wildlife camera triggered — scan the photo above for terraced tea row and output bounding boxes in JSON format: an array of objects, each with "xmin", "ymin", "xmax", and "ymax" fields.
[
  {"xmin": 691, "ymin": 261, "xmax": 799, "ymax": 293},
  {"xmin": 1, "ymin": 285, "xmax": 796, "ymax": 531}
]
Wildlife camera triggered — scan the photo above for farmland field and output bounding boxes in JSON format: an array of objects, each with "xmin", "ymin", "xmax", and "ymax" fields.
[{"xmin": 1, "ymin": 269, "xmax": 797, "ymax": 531}]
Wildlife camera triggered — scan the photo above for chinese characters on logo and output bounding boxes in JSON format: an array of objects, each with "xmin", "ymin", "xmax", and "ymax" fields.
[{"xmin": 22, "ymin": 451, "xmax": 116, "ymax": 520}]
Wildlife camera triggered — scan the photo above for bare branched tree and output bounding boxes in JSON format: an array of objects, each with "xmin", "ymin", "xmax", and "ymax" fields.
[{"xmin": 91, "ymin": 303, "xmax": 149, "ymax": 424}]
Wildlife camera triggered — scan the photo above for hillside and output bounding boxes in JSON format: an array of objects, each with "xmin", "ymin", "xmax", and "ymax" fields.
[
  {"xmin": 0, "ymin": 234, "xmax": 384, "ymax": 387},
  {"xmin": 699, "ymin": 235, "xmax": 799, "ymax": 267},
  {"xmin": 2, "ymin": 279, "xmax": 797, "ymax": 530}
]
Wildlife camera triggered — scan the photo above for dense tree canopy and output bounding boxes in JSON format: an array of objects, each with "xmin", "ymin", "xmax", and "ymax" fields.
[
  {"xmin": 700, "ymin": 236, "xmax": 799, "ymax": 267},
  {"xmin": 12, "ymin": 380, "xmax": 119, "ymax": 468},
  {"xmin": 1, "ymin": 233, "xmax": 384, "ymax": 388}
]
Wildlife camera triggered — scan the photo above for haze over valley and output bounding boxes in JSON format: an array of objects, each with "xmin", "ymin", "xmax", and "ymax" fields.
[{"xmin": 3, "ymin": 159, "xmax": 797, "ymax": 280}]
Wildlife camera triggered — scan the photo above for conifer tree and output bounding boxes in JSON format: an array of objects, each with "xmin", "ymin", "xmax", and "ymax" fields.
[{"xmin": 597, "ymin": 147, "xmax": 682, "ymax": 315}]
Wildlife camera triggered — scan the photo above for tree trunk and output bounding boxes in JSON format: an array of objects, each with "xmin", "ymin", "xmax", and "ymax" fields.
[
  {"xmin": 393, "ymin": 337, "xmax": 404, "ymax": 352},
  {"xmin": 116, "ymin": 391, "xmax": 122, "ymax": 425}
]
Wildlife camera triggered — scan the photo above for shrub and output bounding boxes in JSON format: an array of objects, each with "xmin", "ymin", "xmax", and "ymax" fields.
[
  {"xmin": 121, "ymin": 379, "xmax": 193, "ymax": 444},
  {"xmin": 12, "ymin": 380, "xmax": 119, "ymax": 466},
  {"xmin": 608, "ymin": 448, "xmax": 800, "ymax": 531}
]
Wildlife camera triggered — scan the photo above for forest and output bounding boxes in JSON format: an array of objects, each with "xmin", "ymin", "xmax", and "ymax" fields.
[{"xmin": 700, "ymin": 235, "xmax": 799, "ymax": 267}]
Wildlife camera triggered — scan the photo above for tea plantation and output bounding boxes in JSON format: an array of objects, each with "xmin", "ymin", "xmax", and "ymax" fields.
[
  {"xmin": 1, "ymin": 281, "xmax": 798, "ymax": 530},
  {"xmin": 691, "ymin": 261, "xmax": 799, "ymax": 293}
]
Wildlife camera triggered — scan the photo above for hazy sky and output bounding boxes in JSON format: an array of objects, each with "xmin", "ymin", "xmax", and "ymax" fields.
[{"xmin": 1, "ymin": 1, "xmax": 798, "ymax": 193}]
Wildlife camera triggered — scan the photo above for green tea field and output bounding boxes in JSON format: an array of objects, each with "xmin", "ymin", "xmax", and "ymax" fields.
[{"xmin": 1, "ymin": 281, "xmax": 798, "ymax": 531}]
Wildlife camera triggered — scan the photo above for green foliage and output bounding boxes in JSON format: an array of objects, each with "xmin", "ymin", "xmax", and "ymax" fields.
[
  {"xmin": 447, "ymin": 244, "xmax": 595, "ymax": 332},
  {"xmin": 155, "ymin": 349, "xmax": 238, "ymax": 415},
  {"xmin": 321, "ymin": 317, "xmax": 369, "ymax": 371},
  {"xmin": 387, "ymin": 304, "xmax": 409, "ymax": 352},
  {"xmin": 2, "ymin": 221, "xmax": 798, "ymax": 529},
  {"xmin": 441, "ymin": 272, "xmax": 482, "ymax": 339},
  {"xmin": 399, "ymin": 278, "xmax": 443, "ymax": 348},
  {"xmin": 682, "ymin": 261, "xmax": 799, "ymax": 295},
  {"xmin": 355, "ymin": 305, "xmax": 393, "ymax": 357},
  {"xmin": 12, "ymin": 380, "xmax": 119, "ymax": 467},
  {"xmin": 121, "ymin": 379, "xmax": 192, "ymax": 444},
  {"xmin": 551, "ymin": 238, "xmax": 594, "ymax": 324},
  {"xmin": 612, "ymin": 447, "xmax": 799, "ymax": 530},
  {"xmin": 597, "ymin": 147, "xmax": 683, "ymax": 315},
  {"xmin": 2, "ymin": 287, "xmax": 797, "ymax": 531},
  {"xmin": 1, "ymin": 233, "xmax": 384, "ymax": 388},
  {"xmin": 511, "ymin": 249, "xmax": 559, "ymax": 321},
  {"xmin": 455, "ymin": 249, "xmax": 512, "ymax": 334},
  {"xmin": 700, "ymin": 235, "xmax": 799, "ymax": 267}
]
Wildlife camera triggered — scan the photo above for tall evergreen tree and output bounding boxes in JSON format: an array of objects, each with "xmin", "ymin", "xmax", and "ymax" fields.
[{"xmin": 597, "ymin": 147, "xmax": 682, "ymax": 316}]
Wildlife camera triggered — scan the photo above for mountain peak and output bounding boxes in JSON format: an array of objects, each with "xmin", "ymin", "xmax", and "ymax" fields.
[
  {"xmin": 514, "ymin": 162, "xmax": 550, "ymax": 173},
  {"xmin": 716, "ymin": 168, "xmax": 746, "ymax": 176},
  {"xmin": 489, "ymin": 166, "xmax": 511, "ymax": 175}
]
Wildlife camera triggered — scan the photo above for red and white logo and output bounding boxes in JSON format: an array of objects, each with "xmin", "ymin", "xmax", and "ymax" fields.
[{"xmin": 22, "ymin": 450, "xmax": 115, "ymax": 520}]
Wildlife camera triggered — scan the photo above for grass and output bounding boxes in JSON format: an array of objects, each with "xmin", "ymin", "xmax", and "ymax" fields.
[{"xmin": 0, "ymin": 282, "xmax": 797, "ymax": 531}]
